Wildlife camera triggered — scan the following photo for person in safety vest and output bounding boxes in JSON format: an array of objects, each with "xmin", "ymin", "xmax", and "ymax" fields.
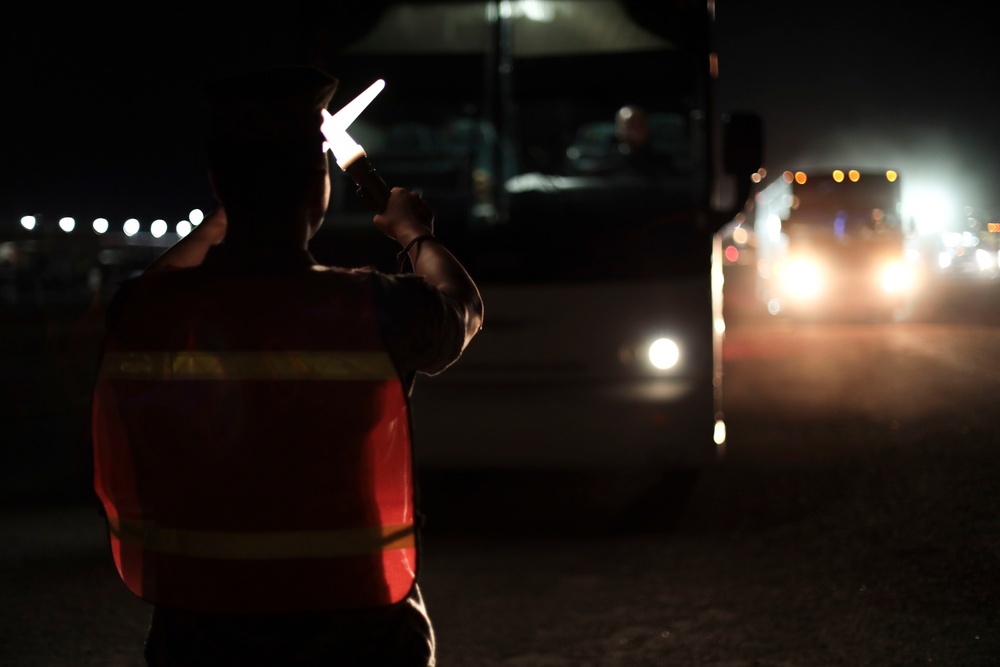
[{"xmin": 91, "ymin": 65, "xmax": 483, "ymax": 667}]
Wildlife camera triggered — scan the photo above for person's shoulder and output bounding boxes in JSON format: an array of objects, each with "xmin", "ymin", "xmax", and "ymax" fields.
[
  {"xmin": 309, "ymin": 264, "xmax": 387, "ymax": 288},
  {"xmin": 104, "ymin": 267, "xmax": 193, "ymax": 327}
]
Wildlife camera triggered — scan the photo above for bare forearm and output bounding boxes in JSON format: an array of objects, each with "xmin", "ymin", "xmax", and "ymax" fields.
[
  {"xmin": 405, "ymin": 238, "xmax": 484, "ymax": 346},
  {"xmin": 375, "ymin": 189, "xmax": 484, "ymax": 347}
]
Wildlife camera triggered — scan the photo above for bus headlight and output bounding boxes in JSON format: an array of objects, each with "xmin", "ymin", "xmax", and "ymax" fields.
[
  {"xmin": 647, "ymin": 337, "xmax": 680, "ymax": 370},
  {"xmin": 881, "ymin": 262, "xmax": 915, "ymax": 293},
  {"xmin": 778, "ymin": 258, "xmax": 823, "ymax": 299}
]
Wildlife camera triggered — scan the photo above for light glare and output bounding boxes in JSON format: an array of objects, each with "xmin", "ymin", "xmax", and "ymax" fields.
[
  {"xmin": 904, "ymin": 188, "xmax": 955, "ymax": 235},
  {"xmin": 881, "ymin": 262, "xmax": 913, "ymax": 293},
  {"xmin": 93, "ymin": 218, "xmax": 109, "ymax": 234},
  {"xmin": 177, "ymin": 220, "xmax": 192, "ymax": 237},
  {"xmin": 123, "ymin": 218, "xmax": 140, "ymax": 236},
  {"xmin": 713, "ymin": 420, "xmax": 727, "ymax": 446},
  {"xmin": 59, "ymin": 217, "xmax": 76, "ymax": 233},
  {"xmin": 150, "ymin": 219, "xmax": 168, "ymax": 238},
  {"xmin": 781, "ymin": 258, "xmax": 823, "ymax": 298},
  {"xmin": 189, "ymin": 209, "xmax": 204, "ymax": 225},
  {"xmin": 21, "ymin": 216, "xmax": 37, "ymax": 231},
  {"xmin": 975, "ymin": 248, "xmax": 995, "ymax": 271}
]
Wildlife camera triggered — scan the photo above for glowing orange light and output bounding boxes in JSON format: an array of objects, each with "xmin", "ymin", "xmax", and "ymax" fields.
[
  {"xmin": 848, "ymin": 170, "xmax": 860, "ymax": 182},
  {"xmin": 782, "ymin": 171, "xmax": 794, "ymax": 183},
  {"xmin": 751, "ymin": 172, "xmax": 761, "ymax": 183},
  {"xmin": 832, "ymin": 170, "xmax": 845, "ymax": 183},
  {"xmin": 795, "ymin": 171, "xmax": 807, "ymax": 184},
  {"xmin": 886, "ymin": 170, "xmax": 898, "ymax": 182}
]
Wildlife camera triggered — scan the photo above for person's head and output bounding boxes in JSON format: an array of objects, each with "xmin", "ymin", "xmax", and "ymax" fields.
[
  {"xmin": 205, "ymin": 66, "xmax": 339, "ymax": 242},
  {"xmin": 614, "ymin": 105, "xmax": 650, "ymax": 154}
]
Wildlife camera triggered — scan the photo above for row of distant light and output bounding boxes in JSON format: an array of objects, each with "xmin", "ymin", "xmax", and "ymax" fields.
[
  {"xmin": 19, "ymin": 210, "xmax": 205, "ymax": 238},
  {"xmin": 781, "ymin": 169, "xmax": 899, "ymax": 185}
]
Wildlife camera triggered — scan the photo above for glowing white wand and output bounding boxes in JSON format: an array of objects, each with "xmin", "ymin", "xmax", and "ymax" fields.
[{"xmin": 321, "ymin": 79, "xmax": 391, "ymax": 212}]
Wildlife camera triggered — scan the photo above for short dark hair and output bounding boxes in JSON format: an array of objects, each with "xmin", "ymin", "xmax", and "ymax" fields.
[{"xmin": 204, "ymin": 66, "xmax": 338, "ymax": 211}]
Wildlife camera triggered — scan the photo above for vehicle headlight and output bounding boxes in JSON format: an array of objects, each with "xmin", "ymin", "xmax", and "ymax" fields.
[
  {"xmin": 778, "ymin": 258, "xmax": 823, "ymax": 299},
  {"xmin": 647, "ymin": 337, "xmax": 680, "ymax": 370},
  {"xmin": 881, "ymin": 262, "xmax": 915, "ymax": 293},
  {"xmin": 975, "ymin": 248, "xmax": 996, "ymax": 272}
]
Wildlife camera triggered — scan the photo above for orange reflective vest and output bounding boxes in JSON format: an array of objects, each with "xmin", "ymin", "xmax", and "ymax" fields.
[{"xmin": 91, "ymin": 266, "xmax": 416, "ymax": 613}]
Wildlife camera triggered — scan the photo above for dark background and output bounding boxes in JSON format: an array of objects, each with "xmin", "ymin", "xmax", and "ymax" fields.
[
  {"xmin": 715, "ymin": 1, "xmax": 1000, "ymax": 229},
  {"xmin": 3, "ymin": 1, "xmax": 997, "ymax": 229}
]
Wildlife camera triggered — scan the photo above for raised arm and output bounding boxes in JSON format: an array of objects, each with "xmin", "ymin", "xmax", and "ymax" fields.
[
  {"xmin": 145, "ymin": 205, "xmax": 228, "ymax": 273},
  {"xmin": 373, "ymin": 188, "xmax": 484, "ymax": 350}
]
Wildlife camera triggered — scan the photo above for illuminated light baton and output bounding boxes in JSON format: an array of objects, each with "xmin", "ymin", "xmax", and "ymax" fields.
[{"xmin": 321, "ymin": 79, "xmax": 391, "ymax": 213}]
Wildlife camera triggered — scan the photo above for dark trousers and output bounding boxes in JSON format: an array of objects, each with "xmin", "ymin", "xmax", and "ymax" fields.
[{"xmin": 144, "ymin": 585, "xmax": 435, "ymax": 666}]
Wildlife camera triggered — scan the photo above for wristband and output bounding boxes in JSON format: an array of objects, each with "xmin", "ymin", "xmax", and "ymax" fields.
[{"xmin": 396, "ymin": 233, "xmax": 436, "ymax": 272}]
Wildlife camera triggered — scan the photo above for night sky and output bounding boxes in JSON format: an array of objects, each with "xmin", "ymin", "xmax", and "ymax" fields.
[
  {"xmin": 4, "ymin": 1, "xmax": 997, "ymax": 230},
  {"xmin": 715, "ymin": 1, "xmax": 1000, "ymax": 225}
]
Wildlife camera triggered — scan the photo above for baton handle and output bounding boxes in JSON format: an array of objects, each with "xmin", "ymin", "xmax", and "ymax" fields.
[{"xmin": 343, "ymin": 155, "xmax": 391, "ymax": 213}]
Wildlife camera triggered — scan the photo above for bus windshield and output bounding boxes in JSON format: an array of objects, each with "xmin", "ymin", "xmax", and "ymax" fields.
[
  {"xmin": 315, "ymin": 0, "xmax": 713, "ymax": 283},
  {"xmin": 787, "ymin": 176, "xmax": 902, "ymax": 237}
]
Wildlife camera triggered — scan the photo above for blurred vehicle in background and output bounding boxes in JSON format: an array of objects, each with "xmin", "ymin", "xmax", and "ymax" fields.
[
  {"xmin": 316, "ymin": 0, "xmax": 762, "ymax": 472},
  {"xmin": 720, "ymin": 214, "xmax": 756, "ymax": 267},
  {"xmin": 752, "ymin": 169, "xmax": 920, "ymax": 321},
  {"xmin": 932, "ymin": 229, "xmax": 999, "ymax": 281}
]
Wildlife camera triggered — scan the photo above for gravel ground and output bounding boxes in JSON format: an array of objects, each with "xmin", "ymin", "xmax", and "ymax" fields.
[{"xmin": 415, "ymin": 409, "xmax": 1000, "ymax": 666}]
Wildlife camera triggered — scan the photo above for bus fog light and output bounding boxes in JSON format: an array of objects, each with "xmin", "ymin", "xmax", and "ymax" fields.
[{"xmin": 648, "ymin": 338, "xmax": 680, "ymax": 370}]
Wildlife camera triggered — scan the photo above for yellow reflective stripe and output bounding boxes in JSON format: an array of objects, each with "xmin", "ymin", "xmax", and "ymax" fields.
[
  {"xmin": 108, "ymin": 516, "xmax": 415, "ymax": 559},
  {"xmin": 99, "ymin": 351, "xmax": 397, "ymax": 381}
]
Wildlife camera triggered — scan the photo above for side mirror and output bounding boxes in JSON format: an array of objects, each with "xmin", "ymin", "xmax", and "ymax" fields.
[
  {"xmin": 711, "ymin": 111, "xmax": 763, "ymax": 231},
  {"xmin": 723, "ymin": 112, "xmax": 763, "ymax": 177}
]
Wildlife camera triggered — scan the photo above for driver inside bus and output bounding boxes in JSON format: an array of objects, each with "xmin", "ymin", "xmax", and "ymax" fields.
[{"xmin": 564, "ymin": 104, "xmax": 677, "ymax": 183}]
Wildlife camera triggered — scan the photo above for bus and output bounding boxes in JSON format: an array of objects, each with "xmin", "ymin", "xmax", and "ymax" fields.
[
  {"xmin": 313, "ymin": 0, "xmax": 762, "ymax": 471},
  {"xmin": 753, "ymin": 169, "xmax": 919, "ymax": 320}
]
